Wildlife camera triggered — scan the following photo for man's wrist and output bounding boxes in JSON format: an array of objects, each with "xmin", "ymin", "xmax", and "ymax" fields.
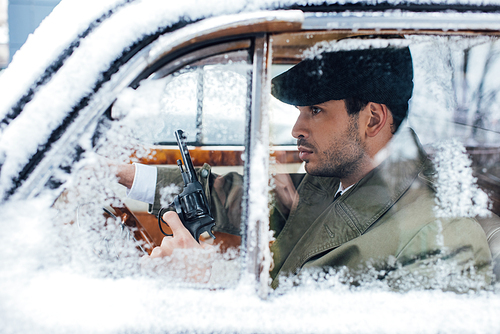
[
  {"xmin": 127, "ymin": 163, "xmax": 157, "ymax": 204},
  {"xmin": 116, "ymin": 164, "xmax": 135, "ymax": 189}
]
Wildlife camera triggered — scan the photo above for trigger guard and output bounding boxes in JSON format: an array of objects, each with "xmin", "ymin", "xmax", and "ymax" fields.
[
  {"xmin": 198, "ymin": 224, "xmax": 216, "ymax": 241},
  {"xmin": 158, "ymin": 207, "xmax": 174, "ymax": 237},
  {"xmin": 207, "ymin": 229, "xmax": 216, "ymax": 239}
]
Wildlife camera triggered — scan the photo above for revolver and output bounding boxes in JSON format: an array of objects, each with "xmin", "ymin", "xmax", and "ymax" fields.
[{"xmin": 158, "ymin": 129, "xmax": 216, "ymax": 242}]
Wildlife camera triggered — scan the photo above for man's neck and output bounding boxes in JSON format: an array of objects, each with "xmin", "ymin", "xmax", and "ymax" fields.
[
  {"xmin": 341, "ymin": 135, "xmax": 394, "ymax": 188},
  {"xmin": 340, "ymin": 159, "xmax": 374, "ymax": 189}
]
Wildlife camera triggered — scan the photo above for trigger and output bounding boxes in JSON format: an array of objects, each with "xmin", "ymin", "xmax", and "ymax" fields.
[{"xmin": 199, "ymin": 227, "xmax": 216, "ymax": 240}]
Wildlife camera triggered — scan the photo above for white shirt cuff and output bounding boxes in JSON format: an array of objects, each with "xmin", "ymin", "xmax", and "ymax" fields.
[{"xmin": 126, "ymin": 163, "xmax": 157, "ymax": 204}]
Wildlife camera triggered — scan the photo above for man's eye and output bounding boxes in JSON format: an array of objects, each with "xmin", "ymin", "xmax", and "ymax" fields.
[{"xmin": 311, "ymin": 107, "xmax": 321, "ymax": 115}]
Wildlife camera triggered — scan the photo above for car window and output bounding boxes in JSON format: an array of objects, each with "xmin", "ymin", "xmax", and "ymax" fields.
[
  {"xmin": 52, "ymin": 44, "xmax": 253, "ymax": 288},
  {"xmin": 268, "ymin": 32, "xmax": 500, "ymax": 290},
  {"xmin": 113, "ymin": 50, "xmax": 250, "ymax": 146}
]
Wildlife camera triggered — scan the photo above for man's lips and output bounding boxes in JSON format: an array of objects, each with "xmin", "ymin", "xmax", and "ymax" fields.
[{"xmin": 297, "ymin": 145, "xmax": 313, "ymax": 161}]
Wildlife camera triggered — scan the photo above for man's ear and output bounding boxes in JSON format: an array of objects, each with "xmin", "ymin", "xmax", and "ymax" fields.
[{"xmin": 365, "ymin": 102, "xmax": 388, "ymax": 137}]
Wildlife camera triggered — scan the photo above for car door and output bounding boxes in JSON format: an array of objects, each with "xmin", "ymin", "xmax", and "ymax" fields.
[{"xmin": 0, "ymin": 8, "xmax": 302, "ymax": 293}]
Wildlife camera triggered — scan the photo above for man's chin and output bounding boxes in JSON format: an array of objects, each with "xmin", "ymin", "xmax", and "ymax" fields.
[
  {"xmin": 304, "ymin": 164, "xmax": 340, "ymax": 178},
  {"xmin": 303, "ymin": 162, "xmax": 314, "ymax": 174}
]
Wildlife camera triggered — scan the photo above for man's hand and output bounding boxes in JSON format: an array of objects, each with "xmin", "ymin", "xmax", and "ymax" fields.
[
  {"xmin": 150, "ymin": 211, "xmax": 204, "ymax": 258},
  {"xmin": 142, "ymin": 211, "xmax": 216, "ymax": 283},
  {"xmin": 113, "ymin": 163, "xmax": 135, "ymax": 189},
  {"xmin": 146, "ymin": 211, "xmax": 215, "ymax": 283}
]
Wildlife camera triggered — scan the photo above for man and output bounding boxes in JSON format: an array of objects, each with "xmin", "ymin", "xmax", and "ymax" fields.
[{"xmin": 117, "ymin": 45, "xmax": 492, "ymax": 289}]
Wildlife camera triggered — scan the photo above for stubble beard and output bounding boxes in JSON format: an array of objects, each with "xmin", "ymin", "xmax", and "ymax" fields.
[{"xmin": 303, "ymin": 116, "xmax": 368, "ymax": 179}]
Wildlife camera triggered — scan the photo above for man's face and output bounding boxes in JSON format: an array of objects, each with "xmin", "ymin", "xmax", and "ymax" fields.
[{"xmin": 292, "ymin": 100, "xmax": 368, "ymax": 179}]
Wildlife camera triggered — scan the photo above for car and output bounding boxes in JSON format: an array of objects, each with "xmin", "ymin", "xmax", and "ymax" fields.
[{"xmin": 1, "ymin": 0, "xmax": 500, "ymax": 332}]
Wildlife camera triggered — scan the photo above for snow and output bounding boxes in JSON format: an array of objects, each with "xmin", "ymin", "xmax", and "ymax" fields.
[
  {"xmin": 1, "ymin": 210, "xmax": 500, "ymax": 334},
  {"xmin": 432, "ymin": 139, "xmax": 490, "ymax": 218},
  {"xmin": 0, "ymin": 0, "xmax": 125, "ymax": 120},
  {"xmin": 303, "ymin": 37, "xmax": 412, "ymax": 59},
  {"xmin": 1, "ymin": 0, "xmax": 500, "ymax": 332},
  {"xmin": 2, "ymin": 191, "xmax": 500, "ymax": 334}
]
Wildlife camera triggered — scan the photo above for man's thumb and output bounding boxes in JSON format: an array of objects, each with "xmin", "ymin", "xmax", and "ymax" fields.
[{"xmin": 162, "ymin": 211, "xmax": 188, "ymax": 236}]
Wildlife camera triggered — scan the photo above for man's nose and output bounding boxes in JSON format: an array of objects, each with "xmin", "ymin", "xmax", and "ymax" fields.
[{"xmin": 291, "ymin": 112, "xmax": 308, "ymax": 139}]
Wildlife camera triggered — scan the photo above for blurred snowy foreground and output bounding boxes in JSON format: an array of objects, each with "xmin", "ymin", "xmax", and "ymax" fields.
[{"xmin": 0, "ymin": 197, "xmax": 499, "ymax": 334}]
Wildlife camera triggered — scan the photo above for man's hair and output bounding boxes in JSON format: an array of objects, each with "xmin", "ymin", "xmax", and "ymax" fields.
[
  {"xmin": 344, "ymin": 97, "xmax": 369, "ymax": 117},
  {"xmin": 344, "ymin": 97, "xmax": 406, "ymax": 134}
]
